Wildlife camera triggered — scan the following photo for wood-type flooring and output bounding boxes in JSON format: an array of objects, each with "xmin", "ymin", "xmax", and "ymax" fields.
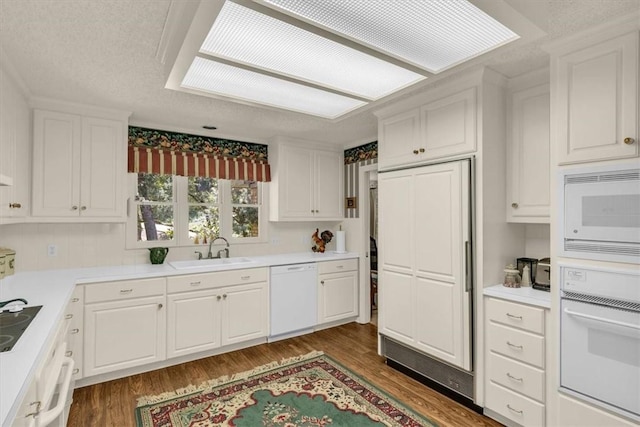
[{"xmin": 68, "ymin": 322, "xmax": 502, "ymax": 426}]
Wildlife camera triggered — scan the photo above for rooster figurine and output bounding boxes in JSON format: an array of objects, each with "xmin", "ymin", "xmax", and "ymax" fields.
[{"xmin": 311, "ymin": 228, "xmax": 334, "ymax": 253}]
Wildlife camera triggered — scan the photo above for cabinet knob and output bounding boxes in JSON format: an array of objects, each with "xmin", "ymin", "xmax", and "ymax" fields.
[
  {"xmin": 223, "ymin": 294, "xmax": 227, "ymax": 299},
  {"xmin": 419, "ymin": 148, "xmax": 425, "ymax": 153},
  {"xmin": 65, "ymin": 350, "xmax": 73, "ymax": 357},
  {"xmin": 81, "ymin": 206, "xmax": 87, "ymax": 211},
  {"xmin": 158, "ymin": 303, "xmax": 163, "ymax": 309},
  {"xmin": 71, "ymin": 206, "xmax": 78, "ymax": 211},
  {"xmin": 412, "ymin": 149, "xmax": 419, "ymax": 155},
  {"xmin": 624, "ymin": 137, "xmax": 635, "ymax": 145},
  {"xmin": 511, "ymin": 202, "xmax": 519, "ymax": 209},
  {"xmin": 217, "ymin": 295, "xmax": 222, "ymax": 300},
  {"xmin": 321, "ymin": 280, "xmax": 325, "ymax": 285},
  {"xmin": 8, "ymin": 203, "xmax": 21, "ymax": 209}
]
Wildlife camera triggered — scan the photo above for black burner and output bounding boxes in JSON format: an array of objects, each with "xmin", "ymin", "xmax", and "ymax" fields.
[{"xmin": 0, "ymin": 306, "xmax": 42, "ymax": 352}]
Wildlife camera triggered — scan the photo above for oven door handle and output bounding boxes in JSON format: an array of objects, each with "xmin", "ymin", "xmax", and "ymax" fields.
[{"xmin": 564, "ymin": 308, "xmax": 640, "ymax": 331}]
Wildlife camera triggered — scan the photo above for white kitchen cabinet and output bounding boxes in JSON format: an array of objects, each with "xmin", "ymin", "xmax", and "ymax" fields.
[
  {"xmin": 166, "ymin": 268, "xmax": 267, "ymax": 358},
  {"xmin": 317, "ymin": 259, "xmax": 358, "ymax": 326},
  {"xmin": 484, "ymin": 297, "xmax": 548, "ymax": 427},
  {"xmin": 83, "ymin": 278, "xmax": 166, "ymax": 377},
  {"xmin": 0, "ymin": 63, "xmax": 30, "ymax": 224},
  {"xmin": 269, "ymin": 140, "xmax": 343, "ymax": 221},
  {"xmin": 376, "ymin": 87, "xmax": 476, "ymax": 170},
  {"xmin": 506, "ymin": 79, "xmax": 550, "ymax": 223},
  {"xmin": 379, "ymin": 161, "xmax": 471, "ymax": 371},
  {"xmin": 552, "ymin": 31, "xmax": 639, "ymax": 164},
  {"xmin": 31, "ymin": 102, "xmax": 130, "ymax": 222}
]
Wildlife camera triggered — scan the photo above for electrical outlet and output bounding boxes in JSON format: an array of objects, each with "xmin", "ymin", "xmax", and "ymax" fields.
[
  {"xmin": 271, "ymin": 238, "xmax": 280, "ymax": 245},
  {"xmin": 47, "ymin": 244, "xmax": 58, "ymax": 257}
]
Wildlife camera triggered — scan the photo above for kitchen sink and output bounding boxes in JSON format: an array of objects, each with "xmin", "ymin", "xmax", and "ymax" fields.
[{"xmin": 169, "ymin": 257, "xmax": 255, "ymax": 270}]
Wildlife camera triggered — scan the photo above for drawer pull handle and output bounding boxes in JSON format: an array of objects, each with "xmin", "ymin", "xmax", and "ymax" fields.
[
  {"xmin": 120, "ymin": 289, "xmax": 133, "ymax": 294},
  {"xmin": 72, "ymin": 368, "xmax": 80, "ymax": 374},
  {"xmin": 190, "ymin": 281, "xmax": 201, "ymax": 286},
  {"xmin": 65, "ymin": 314, "xmax": 73, "ymax": 319},
  {"xmin": 506, "ymin": 373, "xmax": 523, "ymax": 382},
  {"xmin": 71, "ymin": 328, "xmax": 80, "ymax": 334},
  {"xmin": 26, "ymin": 401, "xmax": 42, "ymax": 418},
  {"xmin": 71, "ymin": 298, "xmax": 80, "ymax": 303},
  {"xmin": 507, "ymin": 341, "xmax": 523, "ymax": 350},
  {"xmin": 507, "ymin": 404, "xmax": 523, "ymax": 415},
  {"xmin": 241, "ymin": 276, "xmax": 251, "ymax": 280},
  {"xmin": 506, "ymin": 313, "xmax": 522, "ymax": 320},
  {"xmin": 65, "ymin": 350, "xmax": 73, "ymax": 357},
  {"xmin": 336, "ymin": 265, "xmax": 344, "ymax": 269}
]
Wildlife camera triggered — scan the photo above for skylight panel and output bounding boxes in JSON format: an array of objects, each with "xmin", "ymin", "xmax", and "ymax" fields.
[
  {"xmin": 200, "ymin": 1, "xmax": 425, "ymax": 100},
  {"xmin": 260, "ymin": 0, "xmax": 520, "ymax": 73},
  {"xmin": 182, "ymin": 57, "xmax": 366, "ymax": 119}
]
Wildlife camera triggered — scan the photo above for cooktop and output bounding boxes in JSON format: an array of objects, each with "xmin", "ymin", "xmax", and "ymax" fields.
[{"xmin": 0, "ymin": 306, "xmax": 42, "ymax": 352}]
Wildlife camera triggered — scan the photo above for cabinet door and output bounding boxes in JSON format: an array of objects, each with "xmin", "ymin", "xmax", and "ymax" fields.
[
  {"xmin": 378, "ymin": 109, "xmax": 421, "ymax": 170},
  {"xmin": 32, "ymin": 110, "xmax": 81, "ymax": 217},
  {"xmin": 557, "ymin": 32, "xmax": 639, "ymax": 164},
  {"xmin": 278, "ymin": 146, "xmax": 314, "ymax": 219},
  {"xmin": 314, "ymin": 150, "xmax": 343, "ymax": 219},
  {"xmin": 220, "ymin": 282, "xmax": 267, "ymax": 346},
  {"xmin": 0, "ymin": 67, "xmax": 30, "ymax": 223},
  {"xmin": 318, "ymin": 271, "xmax": 358, "ymax": 324},
  {"xmin": 167, "ymin": 290, "xmax": 221, "ymax": 358},
  {"xmin": 507, "ymin": 84, "xmax": 550, "ymax": 223},
  {"xmin": 421, "ymin": 87, "xmax": 476, "ymax": 160},
  {"xmin": 79, "ymin": 117, "xmax": 125, "ymax": 218},
  {"xmin": 84, "ymin": 295, "xmax": 165, "ymax": 376}
]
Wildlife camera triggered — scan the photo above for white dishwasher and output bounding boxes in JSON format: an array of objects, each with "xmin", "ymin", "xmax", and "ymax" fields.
[{"xmin": 269, "ymin": 263, "xmax": 317, "ymax": 342}]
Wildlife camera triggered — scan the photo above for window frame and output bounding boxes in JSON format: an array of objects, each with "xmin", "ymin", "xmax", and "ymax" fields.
[{"xmin": 126, "ymin": 174, "xmax": 268, "ymax": 249}]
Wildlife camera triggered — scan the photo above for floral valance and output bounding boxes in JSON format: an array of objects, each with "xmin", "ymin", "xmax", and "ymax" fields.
[
  {"xmin": 127, "ymin": 126, "xmax": 271, "ymax": 182},
  {"xmin": 344, "ymin": 141, "xmax": 377, "ymax": 165}
]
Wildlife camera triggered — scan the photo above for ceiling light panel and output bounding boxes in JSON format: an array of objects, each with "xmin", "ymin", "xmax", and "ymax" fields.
[
  {"xmin": 182, "ymin": 57, "xmax": 366, "ymax": 118},
  {"xmin": 260, "ymin": 0, "xmax": 519, "ymax": 73},
  {"xmin": 200, "ymin": 1, "xmax": 425, "ymax": 100}
]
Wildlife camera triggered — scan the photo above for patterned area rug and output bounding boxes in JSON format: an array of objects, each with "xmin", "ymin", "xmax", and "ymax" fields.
[{"xmin": 135, "ymin": 351, "xmax": 438, "ymax": 426}]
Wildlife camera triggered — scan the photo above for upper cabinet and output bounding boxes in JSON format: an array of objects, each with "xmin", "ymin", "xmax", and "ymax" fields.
[
  {"xmin": 269, "ymin": 139, "xmax": 343, "ymax": 221},
  {"xmin": 31, "ymin": 100, "xmax": 131, "ymax": 222},
  {"xmin": 551, "ymin": 30, "xmax": 639, "ymax": 164},
  {"xmin": 376, "ymin": 86, "xmax": 476, "ymax": 170},
  {"xmin": 0, "ymin": 62, "xmax": 31, "ymax": 224},
  {"xmin": 506, "ymin": 71, "xmax": 550, "ymax": 223}
]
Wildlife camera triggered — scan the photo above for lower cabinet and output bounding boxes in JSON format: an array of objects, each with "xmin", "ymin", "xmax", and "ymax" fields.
[
  {"xmin": 83, "ymin": 277, "xmax": 167, "ymax": 377},
  {"xmin": 166, "ymin": 268, "xmax": 268, "ymax": 359},
  {"xmin": 484, "ymin": 296, "xmax": 548, "ymax": 427},
  {"xmin": 317, "ymin": 259, "xmax": 358, "ymax": 325}
]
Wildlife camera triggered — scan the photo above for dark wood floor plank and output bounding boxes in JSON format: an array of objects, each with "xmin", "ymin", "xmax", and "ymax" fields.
[{"xmin": 68, "ymin": 322, "xmax": 501, "ymax": 426}]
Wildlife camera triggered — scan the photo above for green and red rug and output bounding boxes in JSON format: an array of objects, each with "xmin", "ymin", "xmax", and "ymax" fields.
[{"xmin": 135, "ymin": 351, "xmax": 438, "ymax": 426}]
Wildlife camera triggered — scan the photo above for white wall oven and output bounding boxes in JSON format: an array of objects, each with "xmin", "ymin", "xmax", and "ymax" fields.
[
  {"xmin": 560, "ymin": 163, "xmax": 640, "ymax": 263},
  {"xmin": 560, "ymin": 264, "xmax": 640, "ymax": 422}
]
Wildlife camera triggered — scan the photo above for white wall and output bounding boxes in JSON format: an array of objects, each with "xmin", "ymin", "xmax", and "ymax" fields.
[{"xmin": 0, "ymin": 221, "xmax": 343, "ymax": 272}]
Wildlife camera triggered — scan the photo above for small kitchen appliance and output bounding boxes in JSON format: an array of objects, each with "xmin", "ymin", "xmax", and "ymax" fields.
[{"xmin": 533, "ymin": 257, "xmax": 551, "ymax": 291}]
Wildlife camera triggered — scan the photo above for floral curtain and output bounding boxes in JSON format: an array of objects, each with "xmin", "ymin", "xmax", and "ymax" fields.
[{"xmin": 128, "ymin": 126, "xmax": 271, "ymax": 182}]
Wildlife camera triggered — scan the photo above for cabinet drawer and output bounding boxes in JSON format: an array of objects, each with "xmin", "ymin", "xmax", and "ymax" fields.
[
  {"xmin": 486, "ymin": 297, "xmax": 544, "ymax": 334},
  {"xmin": 486, "ymin": 381, "xmax": 545, "ymax": 427},
  {"xmin": 318, "ymin": 259, "xmax": 358, "ymax": 274},
  {"xmin": 488, "ymin": 352, "xmax": 545, "ymax": 402},
  {"xmin": 85, "ymin": 277, "xmax": 166, "ymax": 303},
  {"xmin": 167, "ymin": 268, "xmax": 268, "ymax": 293},
  {"xmin": 488, "ymin": 322, "xmax": 545, "ymax": 368}
]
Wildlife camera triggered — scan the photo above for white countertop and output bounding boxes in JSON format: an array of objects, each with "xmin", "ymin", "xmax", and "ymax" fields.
[
  {"xmin": 0, "ymin": 251, "xmax": 358, "ymax": 426},
  {"xmin": 483, "ymin": 284, "xmax": 551, "ymax": 309}
]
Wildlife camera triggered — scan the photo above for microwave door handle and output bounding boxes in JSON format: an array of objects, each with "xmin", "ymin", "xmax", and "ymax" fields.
[{"xmin": 564, "ymin": 308, "xmax": 640, "ymax": 331}]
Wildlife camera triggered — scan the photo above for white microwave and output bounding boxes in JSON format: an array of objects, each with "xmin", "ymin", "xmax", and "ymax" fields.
[{"xmin": 560, "ymin": 162, "xmax": 640, "ymax": 263}]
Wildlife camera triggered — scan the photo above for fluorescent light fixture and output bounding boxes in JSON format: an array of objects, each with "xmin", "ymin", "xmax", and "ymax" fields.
[
  {"xmin": 200, "ymin": 1, "xmax": 425, "ymax": 100},
  {"xmin": 260, "ymin": 0, "xmax": 520, "ymax": 73},
  {"xmin": 182, "ymin": 57, "xmax": 366, "ymax": 118}
]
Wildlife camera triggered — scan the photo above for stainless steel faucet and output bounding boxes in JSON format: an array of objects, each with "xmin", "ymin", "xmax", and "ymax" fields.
[{"xmin": 207, "ymin": 236, "xmax": 230, "ymax": 259}]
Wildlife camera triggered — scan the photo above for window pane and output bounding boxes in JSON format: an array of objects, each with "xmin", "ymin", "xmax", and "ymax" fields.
[
  {"xmin": 188, "ymin": 177, "xmax": 218, "ymax": 204},
  {"xmin": 137, "ymin": 205, "xmax": 174, "ymax": 241},
  {"xmin": 136, "ymin": 173, "xmax": 173, "ymax": 202},
  {"xmin": 231, "ymin": 180, "xmax": 258, "ymax": 204},
  {"xmin": 232, "ymin": 207, "xmax": 259, "ymax": 237},
  {"xmin": 189, "ymin": 206, "xmax": 220, "ymax": 241}
]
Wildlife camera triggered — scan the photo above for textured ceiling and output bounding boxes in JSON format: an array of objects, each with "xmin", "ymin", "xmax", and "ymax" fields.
[{"xmin": 0, "ymin": 0, "xmax": 639, "ymax": 147}]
